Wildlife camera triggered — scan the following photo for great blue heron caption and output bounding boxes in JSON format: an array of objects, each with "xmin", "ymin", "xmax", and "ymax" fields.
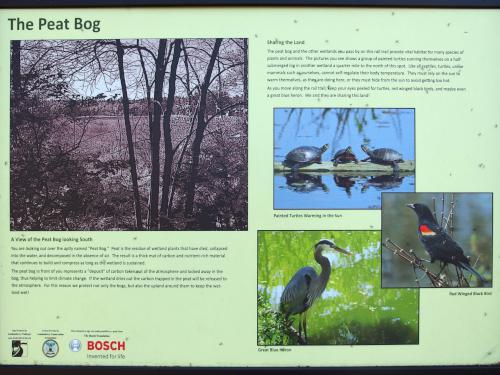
[{"xmin": 279, "ymin": 239, "xmax": 351, "ymax": 344}]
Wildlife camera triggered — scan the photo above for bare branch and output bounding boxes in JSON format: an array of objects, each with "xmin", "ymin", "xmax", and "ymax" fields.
[
  {"xmin": 383, "ymin": 238, "xmax": 448, "ymax": 287},
  {"xmin": 206, "ymin": 101, "xmax": 246, "ymax": 126},
  {"xmin": 441, "ymin": 193, "xmax": 445, "ymax": 226}
]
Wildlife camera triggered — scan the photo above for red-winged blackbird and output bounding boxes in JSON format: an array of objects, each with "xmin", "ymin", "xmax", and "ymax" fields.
[{"xmin": 406, "ymin": 203, "xmax": 485, "ymax": 282}]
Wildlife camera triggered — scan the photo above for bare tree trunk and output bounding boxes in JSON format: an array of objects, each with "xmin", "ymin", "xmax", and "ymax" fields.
[
  {"xmin": 182, "ymin": 41, "xmax": 192, "ymax": 107},
  {"xmin": 159, "ymin": 38, "xmax": 182, "ymax": 229},
  {"xmin": 184, "ymin": 38, "xmax": 222, "ymax": 216},
  {"xmin": 168, "ymin": 110, "xmax": 197, "ymax": 216},
  {"xmin": 11, "ymin": 40, "xmax": 21, "ymax": 140},
  {"xmin": 116, "ymin": 39, "xmax": 143, "ymax": 230},
  {"xmin": 243, "ymin": 39, "xmax": 248, "ymax": 104},
  {"xmin": 137, "ymin": 42, "xmax": 154, "ymax": 225},
  {"xmin": 137, "ymin": 41, "xmax": 153, "ymax": 132},
  {"xmin": 11, "ymin": 41, "xmax": 21, "ymax": 97},
  {"xmin": 149, "ymin": 39, "xmax": 168, "ymax": 230}
]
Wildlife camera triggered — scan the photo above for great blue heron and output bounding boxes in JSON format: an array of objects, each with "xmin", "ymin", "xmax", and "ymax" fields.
[{"xmin": 280, "ymin": 239, "xmax": 351, "ymax": 344}]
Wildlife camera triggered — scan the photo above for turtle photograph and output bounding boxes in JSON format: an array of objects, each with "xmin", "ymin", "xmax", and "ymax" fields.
[
  {"xmin": 274, "ymin": 108, "xmax": 415, "ymax": 210},
  {"xmin": 10, "ymin": 38, "xmax": 248, "ymax": 231},
  {"xmin": 381, "ymin": 192, "xmax": 493, "ymax": 288},
  {"xmin": 257, "ymin": 230, "xmax": 419, "ymax": 345}
]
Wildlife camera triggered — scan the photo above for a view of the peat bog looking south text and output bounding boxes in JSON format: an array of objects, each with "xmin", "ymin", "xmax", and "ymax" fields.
[{"xmin": 10, "ymin": 38, "xmax": 248, "ymax": 231}]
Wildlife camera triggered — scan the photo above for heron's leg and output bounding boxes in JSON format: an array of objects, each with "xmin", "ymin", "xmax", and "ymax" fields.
[
  {"xmin": 303, "ymin": 311, "xmax": 308, "ymax": 344},
  {"xmin": 298, "ymin": 313, "xmax": 302, "ymax": 339}
]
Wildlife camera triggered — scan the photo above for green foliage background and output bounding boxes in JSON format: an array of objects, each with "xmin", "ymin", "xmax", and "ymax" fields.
[{"xmin": 258, "ymin": 230, "xmax": 419, "ymax": 345}]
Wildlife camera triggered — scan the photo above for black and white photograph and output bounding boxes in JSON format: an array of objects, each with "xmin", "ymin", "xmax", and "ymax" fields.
[{"xmin": 10, "ymin": 38, "xmax": 248, "ymax": 231}]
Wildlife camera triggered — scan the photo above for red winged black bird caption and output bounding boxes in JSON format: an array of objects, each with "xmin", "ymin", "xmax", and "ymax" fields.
[{"xmin": 406, "ymin": 203, "xmax": 486, "ymax": 283}]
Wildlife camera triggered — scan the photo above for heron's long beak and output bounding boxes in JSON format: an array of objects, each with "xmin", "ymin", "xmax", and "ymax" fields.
[
  {"xmin": 333, "ymin": 245, "xmax": 351, "ymax": 255},
  {"xmin": 406, "ymin": 203, "xmax": 415, "ymax": 209}
]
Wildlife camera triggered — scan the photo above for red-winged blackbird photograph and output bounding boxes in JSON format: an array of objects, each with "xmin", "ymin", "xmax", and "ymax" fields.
[
  {"xmin": 10, "ymin": 39, "xmax": 248, "ymax": 231},
  {"xmin": 381, "ymin": 192, "xmax": 492, "ymax": 288}
]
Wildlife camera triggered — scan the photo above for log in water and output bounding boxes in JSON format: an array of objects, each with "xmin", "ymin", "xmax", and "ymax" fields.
[{"xmin": 274, "ymin": 160, "xmax": 415, "ymax": 173}]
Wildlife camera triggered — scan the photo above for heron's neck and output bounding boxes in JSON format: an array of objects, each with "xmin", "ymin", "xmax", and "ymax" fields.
[{"xmin": 314, "ymin": 248, "xmax": 331, "ymax": 289}]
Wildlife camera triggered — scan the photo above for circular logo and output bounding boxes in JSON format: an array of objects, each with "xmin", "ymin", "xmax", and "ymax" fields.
[
  {"xmin": 42, "ymin": 339, "xmax": 59, "ymax": 358},
  {"xmin": 69, "ymin": 339, "xmax": 81, "ymax": 352}
]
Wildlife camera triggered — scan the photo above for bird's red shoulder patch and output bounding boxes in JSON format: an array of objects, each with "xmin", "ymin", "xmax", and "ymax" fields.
[{"xmin": 419, "ymin": 224, "xmax": 437, "ymax": 236}]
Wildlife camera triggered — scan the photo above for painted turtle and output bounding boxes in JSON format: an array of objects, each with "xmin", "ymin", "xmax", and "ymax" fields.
[
  {"xmin": 283, "ymin": 144, "xmax": 329, "ymax": 172},
  {"xmin": 331, "ymin": 146, "xmax": 359, "ymax": 167},
  {"xmin": 360, "ymin": 145, "xmax": 403, "ymax": 172}
]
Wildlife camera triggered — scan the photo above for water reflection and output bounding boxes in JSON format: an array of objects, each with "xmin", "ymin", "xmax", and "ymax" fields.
[
  {"xmin": 276, "ymin": 172, "xmax": 415, "ymax": 209},
  {"xmin": 333, "ymin": 175, "xmax": 355, "ymax": 197},
  {"xmin": 284, "ymin": 172, "xmax": 329, "ymax": 193},
  {"xmin": 361, "ymin": 173, "xmax": 403, "ymax": 192}
]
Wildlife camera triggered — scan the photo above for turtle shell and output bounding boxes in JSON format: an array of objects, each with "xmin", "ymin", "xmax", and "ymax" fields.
[
  {"xmin": 369, "ymin": 148, "xmax": 403, "ymax": 162},
  {"xmin": 333, "ymin": 147, "xmax": 355, "ymax": 160},
  {"xmin": 285, "ymin": 146, "xmax": 323, "ymax": 163}
]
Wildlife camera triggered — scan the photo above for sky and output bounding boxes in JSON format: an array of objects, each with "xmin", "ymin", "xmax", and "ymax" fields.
[{"xmin": 20, "ymin": 38, "xmax": 246, "ymax": 100}]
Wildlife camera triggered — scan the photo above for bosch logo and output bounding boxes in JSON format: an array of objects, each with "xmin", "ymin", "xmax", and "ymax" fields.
[{"xmin": 87, "ymin": 341, "xmax": 125, "ymax": 351}]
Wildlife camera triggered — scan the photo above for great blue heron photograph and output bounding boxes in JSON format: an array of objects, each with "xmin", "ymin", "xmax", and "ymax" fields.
[
  {"xmin": 10, "ymin": 38, "xmax": 247, "ymax": 231},
  {"xmin": 257, "ymin": 230, "xmax": 419, "ymax": 345},
  {"xmin": 382, "ymin": 192, "xmax": 493, "ymax": 288},
  {"xmin": 273, "ymin": 108, "xmax": 415, "ymax": 209}
]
